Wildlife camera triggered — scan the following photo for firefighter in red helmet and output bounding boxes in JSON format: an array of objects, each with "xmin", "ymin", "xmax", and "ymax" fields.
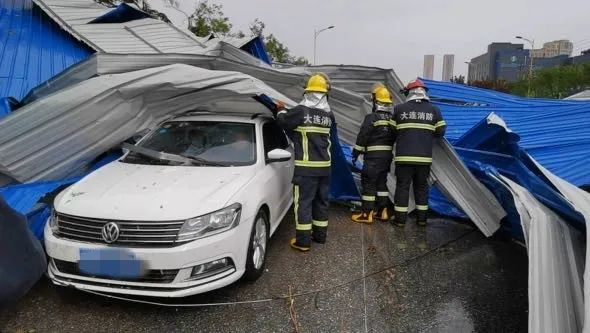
[{"xmin": 391, "ymin": 79, "xmax": 446, "ymax": 227}]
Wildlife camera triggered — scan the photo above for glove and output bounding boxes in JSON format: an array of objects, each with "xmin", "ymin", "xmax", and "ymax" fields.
[{"xmin": 273, "ymin": 101, "xmax": 286, "ymax": 115}]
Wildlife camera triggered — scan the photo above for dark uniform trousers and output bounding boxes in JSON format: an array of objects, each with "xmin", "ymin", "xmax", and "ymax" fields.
[
  {"xmin": 393, "ymin": 164, "xmax": 431, "ymax": 223},
  {"xmin": 361, "ymin": 158, "xmax": 392, "ymax": 213},
  {"xmin": 293, "ymin": 175, "xmax": 330, "ymax": 246}
]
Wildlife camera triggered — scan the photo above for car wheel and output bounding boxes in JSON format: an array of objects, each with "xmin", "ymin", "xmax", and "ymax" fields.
[{"xmin": 243, "ymin": 209, "xmax": 269, "ymax": 281}]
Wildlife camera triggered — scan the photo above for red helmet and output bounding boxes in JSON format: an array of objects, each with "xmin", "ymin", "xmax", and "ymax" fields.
[{"xmin": 405, "ymin": 79, "xmax": 428, "ymax": 91}]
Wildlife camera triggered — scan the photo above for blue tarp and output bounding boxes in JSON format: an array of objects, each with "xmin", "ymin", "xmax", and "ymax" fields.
[
  {"xmin": 0, "ymin": 151, "xmax": 121, "ymax": 239},
  {"xmin": 0, "ymin": 195, "xmax": 47, "ymax": 306}
]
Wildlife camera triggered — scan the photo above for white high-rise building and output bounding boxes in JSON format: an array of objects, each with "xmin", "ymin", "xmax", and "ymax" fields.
[
  {"xmin": 442, "ymin": 54, "xmax": 455, "ymax": 81},
  {"xmin": 423, "ymin": 55, "xmax": 435, "ymax": 80}
]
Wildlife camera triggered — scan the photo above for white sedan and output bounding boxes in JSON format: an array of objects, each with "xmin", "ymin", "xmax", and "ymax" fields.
[{"xmin": 44, "ymin": 113, "xmax": 294, "ymax": 297}]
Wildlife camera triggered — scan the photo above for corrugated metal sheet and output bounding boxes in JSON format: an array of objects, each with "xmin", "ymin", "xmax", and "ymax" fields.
[
  {"xmin": 565, "ymin": 90, "xmax": 590, "ymax": 101},
  {"xmin": 32, "ymin": 0, "xmax": 111, "ymax": 25},
  {"xmin": 424, "ymin": 79, "xmax": 590, "ymax": 187},
  {"xmin": 0, "ymin": 64, "xmax": 296, "ymax": 182},
  {"xmin": 71, "ymin": 18, "xmax": 207, "ymax": 53},
  {"xmin": 32, "ymin": 0, "xmax": 207, "ymax": 53},
  {"xmin": 18, "ymin": 53, "xmax": 373, "ymax": 145},
  {"xmin": 0, "ymin": 0, "xmax": 92, "ymax": 100},
  {"xmin": 532, "ymin": 161, "xmax": 590, "ymax": 333},
  {"xmin": 497, "ymin": 175, "xmax": 585, "ymax": 333}
]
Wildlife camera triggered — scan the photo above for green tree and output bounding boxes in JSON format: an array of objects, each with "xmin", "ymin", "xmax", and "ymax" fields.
[
  {"xmin": 510, "ymin": 63, "xmax": 590, "ymax": 98},
  {"xmin": 450, "ymin": 75, "xmax": 466, "ymax": 84},
  {"xmin": 248, "ymin": 19, "xmax": 265, "ymax": 37},
  {"xmin": 94, "ymin": 0, "xmax": 170, "ymax": 22},
  {"xmin": 188, "ymin": 1, "xmax": 232, "ymax": 37},
  {"xmin": 469, "ymin": 80, "xmax": 511, "ymax": 93},
  {"xmin": 247, "ymin": 19, "xmax": 310, "ymax": 65}
]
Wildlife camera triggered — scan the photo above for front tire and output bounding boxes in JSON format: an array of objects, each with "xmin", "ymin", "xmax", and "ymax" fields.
[{"xmin": 243, "ymin": 210, "xmax": 269, "ymax": 281}]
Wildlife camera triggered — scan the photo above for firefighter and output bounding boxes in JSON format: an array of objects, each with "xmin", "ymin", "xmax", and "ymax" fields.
[
  {"xmin": 274, "ymin": 73, "xmax": 335, "ymax": 252},
  {"xmin": 391, "ymin": 79, "xmax": 446, "ymax": 227},
  {"xmin": 351, "ymin": 84, "xmax": 396, "ymax": 223}
]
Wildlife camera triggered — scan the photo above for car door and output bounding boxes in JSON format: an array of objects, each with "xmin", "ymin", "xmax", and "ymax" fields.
[{"xmin": 261, "ymin": 120, "xmax": 294, "ymax": 228}]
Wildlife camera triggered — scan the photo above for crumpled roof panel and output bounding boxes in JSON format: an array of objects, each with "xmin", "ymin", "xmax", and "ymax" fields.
[
  {"xmin": 33, "ymin": 0, "xmax": 207, "ymax": 53},
  {"xmin": 33, "ymin": 0, "xmax": 111, "ymax": 25},
  {"xmin": 0, "ymin": 64, "xmax": 295, "ymax": 182},
  {"xmin": 0, "ymin": 0, "xmax": 92, "ymax": 100},
  {"xmin": 424, "ymin": 79, "xmax": 590, "ymax": 187}
]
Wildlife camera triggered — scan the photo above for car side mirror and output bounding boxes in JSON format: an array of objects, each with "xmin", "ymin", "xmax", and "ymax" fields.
[{"xmin": 266, "ymin": 149, "xmax": 291, "ymax": 163}]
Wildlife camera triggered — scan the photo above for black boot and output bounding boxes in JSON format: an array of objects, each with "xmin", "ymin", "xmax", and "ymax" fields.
[{"xmin": 416, "ymin": 209, "xmax": 428, "ymax": 227}]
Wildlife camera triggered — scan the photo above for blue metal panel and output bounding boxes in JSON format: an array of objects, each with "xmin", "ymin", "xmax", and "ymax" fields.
[
  {"xmin": 0, "ymin": 178, "xmax": 78, "ymax": 214},
  {"xmin": 423, "ymin": 79, "xmax": 590, "ymax": 186},
  {"xmin": 89, "ymin": 3, "xmax": 150, "ymax": 24},
  {"xmin": 0, "ymin": 0, "xmax": 92, "ymax": 102},
  {"xmin": 242, "ymin": 36, "xmax": 272, "ymax": 65},
  {"xmin": 0, "ymin": 96, "xmax": 18, "ymax": 118}
]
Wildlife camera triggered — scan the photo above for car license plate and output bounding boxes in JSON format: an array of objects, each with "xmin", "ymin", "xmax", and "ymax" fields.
[{"xmin": 79, "ymin": 248, "xmax": 146, "ymax": 279}]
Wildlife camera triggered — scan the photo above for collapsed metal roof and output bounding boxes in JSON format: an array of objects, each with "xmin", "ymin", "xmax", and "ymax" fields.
[
  {"xmin": 0, "ymin": 0, "xmax": 92, "ymax": 101},
  {"xmin": 33, "ymin": 0, "xmax": 208, "ymax": 53},
  {"xmin": 2, "ymin": 1, "xmax": 589, "ymax": 331}
]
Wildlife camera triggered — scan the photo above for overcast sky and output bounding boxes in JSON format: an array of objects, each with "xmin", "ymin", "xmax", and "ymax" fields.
[{"xmin": 150, "ymin": 0, "xmax": 590, "ymax": 82}]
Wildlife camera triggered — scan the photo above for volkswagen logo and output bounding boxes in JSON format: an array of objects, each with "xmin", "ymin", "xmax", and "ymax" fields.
[{"xmin": 101, "ymin": 222, "xmax": 120, "ymax": 243}]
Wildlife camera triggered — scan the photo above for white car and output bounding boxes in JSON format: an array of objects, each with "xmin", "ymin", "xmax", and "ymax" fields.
[{"xmin": 44, "ymin": 113, "xmax": 294, "ymax": 297}]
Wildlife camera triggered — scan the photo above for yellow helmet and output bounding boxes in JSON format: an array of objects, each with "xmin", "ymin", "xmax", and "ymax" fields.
[
  {"xmin": 305, "ymin": 73, "xmax": 330, "ymax": 93},
  {"xmin": 371, "ymin": 82, "xmax": 386, "ymax": 94},
  {"xmin": 373, "ymin": 86, "xmax": 393, "ymax": 104}
]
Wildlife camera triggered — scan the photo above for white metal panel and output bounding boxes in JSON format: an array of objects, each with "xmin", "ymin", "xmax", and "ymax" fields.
[
  {"xmin": 0, "ymin": 64, "xmax": 295, "ymax": 181},
  {"xmin": 496, "ymin": 175, "xmax": 585, "ymax": 333},
  {"xmin": 33, "ymin": 0, "xmax": 207, "ymax": 54},
  {"xmin": 532, "ymin": 161, "xmax": 590, "ymax": 333}
]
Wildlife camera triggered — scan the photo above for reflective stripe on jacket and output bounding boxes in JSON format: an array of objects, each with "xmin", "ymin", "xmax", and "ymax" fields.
[
  {"xmin": 392, "ymin": 100, "xmax": 446, "ymax": 165},
  {"xmin": 352, "ymin": 111, "xmax": 396, "ymax": 160},
  {"xmin": 277, "ymin": 105, "xmax": 335, "ymax": 176}
]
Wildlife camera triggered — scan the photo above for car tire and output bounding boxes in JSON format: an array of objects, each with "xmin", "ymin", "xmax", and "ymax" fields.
[{"xmin": 243, "ymin": 209, "xmax": 269, "ymax": 282}]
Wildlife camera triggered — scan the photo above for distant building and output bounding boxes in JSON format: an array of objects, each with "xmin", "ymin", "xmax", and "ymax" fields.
[
  {"xmin": 468, "ymin": 43, "xmax": 526, "ymax": 82},
  {"xmin": 423, "ymin": 55, "xmax": 434, "ymax": 80},
  {"xmin": 496, "ymin": 48, "xmax": 529, "ymax": 82},
  {"xmin": 442, "ymin": 54, "xmax": 454, "ymax": 81},
  {"xmin": 532, "ymin": 40, "xmax": 573, "ymax": 58},
  {"xmin": 469, "ymin": 41, "xmax": 590, "ymax": 83}
]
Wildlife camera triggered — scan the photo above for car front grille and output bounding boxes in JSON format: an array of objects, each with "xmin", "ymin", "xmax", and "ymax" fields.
[
  {"xmin": 53, "ymin": 259, "xmax": 179, "ymax": 283},
  {"xmin": 56, "ymin": 213, "xmax": 185, "ymax": 247}
]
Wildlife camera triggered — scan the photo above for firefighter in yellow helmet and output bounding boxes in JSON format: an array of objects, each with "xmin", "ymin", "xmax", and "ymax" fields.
[
  {"xmin": 351, "ymin": 83, "xmax": 396, "ymax": 223},
  {"xmin": 274, "ymin": 73, "xmax": 335, "ymax": 251}
]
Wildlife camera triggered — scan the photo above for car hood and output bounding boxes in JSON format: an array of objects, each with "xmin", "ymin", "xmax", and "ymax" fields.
[{"xmin": 55, "ymin": 161, "xmax": 256, "ymax": 221}]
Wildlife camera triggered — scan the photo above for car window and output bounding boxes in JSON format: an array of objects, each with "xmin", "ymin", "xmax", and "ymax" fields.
[
  {"xmin": 127, "ymin": 121, "xmax": 256, "ymax": 166},
  {"xmin": 262, "ymin": 121, "xmax": 289, "ymax": 155}
]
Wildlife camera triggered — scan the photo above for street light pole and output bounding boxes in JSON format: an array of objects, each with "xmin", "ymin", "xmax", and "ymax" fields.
[
  {"xmin": 313, "ymin": 25, "xmax": 335, "ymax": 65},
  {"xmin": 516, "ymin": 35, "xmax": 535, "ymax": 97}
]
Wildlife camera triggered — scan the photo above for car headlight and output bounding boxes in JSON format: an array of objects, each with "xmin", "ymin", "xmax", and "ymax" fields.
[
  {"xmin": 177, "ymin": 203, "xmax": 241, "ymax": 242},
  {"xmin": 48, "ymin": 208, "xmax": 58, "ymax": 233}
]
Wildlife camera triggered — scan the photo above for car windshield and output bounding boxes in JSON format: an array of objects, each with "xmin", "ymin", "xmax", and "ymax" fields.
[{"xmin": 123, "ymin": 121, "xmax": 256, "ymax": 166}]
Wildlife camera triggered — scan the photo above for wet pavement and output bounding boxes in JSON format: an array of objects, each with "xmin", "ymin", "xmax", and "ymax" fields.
[{"xmin": 0, "ymin": 204, "xmax": 528, "ymax": 332}]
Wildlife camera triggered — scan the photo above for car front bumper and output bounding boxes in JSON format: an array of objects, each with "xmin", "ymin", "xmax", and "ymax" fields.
[{"xmin": 44, "ymin": 215, "xmax": 253, "ymax": 298}]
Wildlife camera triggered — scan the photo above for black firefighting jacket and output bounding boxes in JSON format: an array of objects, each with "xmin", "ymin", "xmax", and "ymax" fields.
[
  {"xmin": 277, "ymin": 105, "xmax": 335, "ymax": 177},
  {"xmin": 392, "ymin": 100, "xmax": 446, "ymax": 165},
  {"xmin": 352, "ymin": 110, "xmax": 396, "ymax": 160}
]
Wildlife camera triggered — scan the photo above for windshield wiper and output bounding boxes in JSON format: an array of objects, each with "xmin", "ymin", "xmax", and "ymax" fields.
[
  {"xmin": 179, "ymin": 154, "xmax": 227, "ymax": 167},
  {"xmin": 122, "ymin": 143, "xmax": 226, "ymax": 167}
]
